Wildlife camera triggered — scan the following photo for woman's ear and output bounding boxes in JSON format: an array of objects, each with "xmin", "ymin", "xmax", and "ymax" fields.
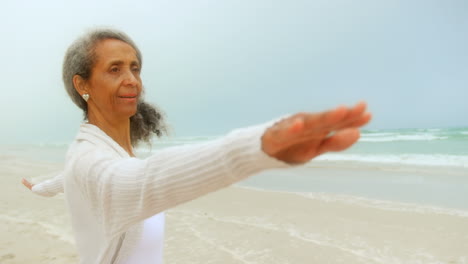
[{"xmin": 72, "ymin": 75, "xmax": 88, "ymax": 96}]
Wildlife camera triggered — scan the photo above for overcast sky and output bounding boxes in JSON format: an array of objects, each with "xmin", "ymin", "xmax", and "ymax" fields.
[{"xmin": 1, "ymin": 0, "xmax": 467, "ymax": 144}]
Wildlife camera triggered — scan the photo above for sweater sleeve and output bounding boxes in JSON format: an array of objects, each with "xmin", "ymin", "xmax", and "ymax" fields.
[
  {"xmin": 72, "ymin": 118, "xmax": 294, "ymax": 237},
  {"xmin": 31, "ymin": 172, "xmax": 64, "ymax": 197}
]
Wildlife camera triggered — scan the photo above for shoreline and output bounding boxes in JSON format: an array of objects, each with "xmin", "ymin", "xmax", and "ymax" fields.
[
  {"xmin": 1, "ymin": 156, "xmax": 468, "ymax": 263},
  {"xmin": 164, "ymin": 185, "xmax": 468, "ymax": 264},
  {"xmin": 235, "ymin": 185, "xmax": 468, "ymax": 218}
]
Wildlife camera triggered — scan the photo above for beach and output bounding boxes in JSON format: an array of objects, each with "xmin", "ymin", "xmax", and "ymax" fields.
[
  {"xmin": 1, "ymin": 150, "xmax": 467, "ymax": 264},
  {"xmin": 0, "ymin": 157, "xmax": 76, "ymax": 264},
  {"xmin": 3, "ymin": 0, "xmax": 467, "ymax": 261}
]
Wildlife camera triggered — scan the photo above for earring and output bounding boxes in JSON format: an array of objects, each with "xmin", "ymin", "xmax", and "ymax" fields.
[{"xmin": 82, "ymin": 94, "xmax": 90, "ymax": 102}]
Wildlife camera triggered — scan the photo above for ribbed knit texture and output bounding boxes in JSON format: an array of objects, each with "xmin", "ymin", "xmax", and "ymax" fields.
[
  {"xmin": 36, "ymin": 116, "xmax": 293, "ymax": 263},
  {"xmin": 32, "ymin": 173, "xmax": 64, "ymax": 197}
]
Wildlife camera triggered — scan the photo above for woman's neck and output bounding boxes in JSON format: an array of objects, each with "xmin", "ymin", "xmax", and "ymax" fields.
[{"xmin": 87, "ymin": 112, "xmax": 135, "ymax": 157}]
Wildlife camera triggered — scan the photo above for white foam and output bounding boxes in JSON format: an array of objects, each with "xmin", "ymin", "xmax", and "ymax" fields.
[
  {"xmin": 314, "ymin": 153, "xmax": 468, "ymax": 167},
  {"xmin": 359, "ymin": 134, "xmax": 447, "ymax": 142},
  {"xmin": 362, "ymin": 132, "xmax": 396, "ymax": 137}
]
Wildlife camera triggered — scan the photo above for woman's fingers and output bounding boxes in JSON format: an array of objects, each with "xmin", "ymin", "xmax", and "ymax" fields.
[
  {"xmin": 270, "ymin": 113, "xmax": 330, "ymax": 148},
  {"xmin": 317, "ymin": 128, "xmax": 361, "ymax": 155},
  {"xmin": 331, "ymin": 102, "xmax": 370, "ymax": 130},
  {"xmin": 298, "ymin": 102, "xmax": 367, "ymax": 139},
  {"xmin": 302, "ymin": 102, "xmax": 367, "ymax": 131},
  {"xmin": 349, "ymin": 101, "xmax": 367, "ymax": 119},
  {"xmin": 332, "ymin": 111, "xmax": 372, "ymax": 132},
  {"xmin": 347, "ymin": 112, "xmax": 372, "ymax": 128},
  {"xmin": 301, "ymin": 106, "xmax": 346, "ymax": 132},
  {"xmin": 325, "ymin": 102, "xmax": 366, "ymax": 129},
  {"xmin": 341, "ymin": 101, "xmax": 367, "ymax": 125},
  {"xmin": 271, "ymin": 128, "xmax": 361, "ymax": 164},
  {"xmin": 277, "ymin": 101, "xmax": 366, "ymax": 137},
  {"xmin": 262, "ymin": 102, "xmax": 370, "ymax": 157},
  {"xmin": 21, "ymin": 178, "xmax": 33, "ymax": 190}
]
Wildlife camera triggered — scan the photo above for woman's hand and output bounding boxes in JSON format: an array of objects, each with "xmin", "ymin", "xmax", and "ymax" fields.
[
  {"xmin": 262, "ymin": 102, "xmax": 371, "ymax": 164},
  {"xmin": 21, "ymin": 178, "xmax": 34, "ymax": 190}
]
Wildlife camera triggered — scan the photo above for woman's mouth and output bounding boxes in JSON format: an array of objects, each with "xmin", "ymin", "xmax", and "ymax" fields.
[{"xmin": 118, "ymin": 94, "xmax": 138, "ymax": 102}]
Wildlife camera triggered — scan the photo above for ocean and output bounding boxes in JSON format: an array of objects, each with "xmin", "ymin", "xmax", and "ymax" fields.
[
  {"xmin": 322, "ymin": 127, "xmax": 468, "ymax": 167},
  {"xmin": 147, "ymin": 127, "xmax": 468, "ymax": 211},
  {"xmin": 149, "ymin": 127, "xmax": 468, "ymax": 166},
  {"xmin": 2, "ymin": 127, "xmax": 467, "ymax": 211}
]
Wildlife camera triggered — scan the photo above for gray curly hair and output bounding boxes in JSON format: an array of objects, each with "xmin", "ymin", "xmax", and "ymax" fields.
[{"xmin": 62, "ymin": 28, "xmax": 167, "ymax": 146}]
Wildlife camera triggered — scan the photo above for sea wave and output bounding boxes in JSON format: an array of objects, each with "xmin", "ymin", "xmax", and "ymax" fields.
[
  {"xmin": 151, "ymin": 129, "xmax": 466, "ymax": 146},
  {"xmin": 314, "ymin": 153, "xmax": 468, "ymax": 167},
  {"xmin": 359, "ymin": 134, "xmax": 448, "ymax": 142}
]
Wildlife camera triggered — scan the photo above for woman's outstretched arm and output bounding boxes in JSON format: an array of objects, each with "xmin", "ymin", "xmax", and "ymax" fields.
[
  {"xmin": 70, "ymin": 102, "xmax": 371, "ymax": 238},
  {"xmin": 262, "ymin": 101, "xmax": 371, "ymax": 163},
  {"xmin": 22, "ymin": 172, "xmax": 64, "ymax": 197}
]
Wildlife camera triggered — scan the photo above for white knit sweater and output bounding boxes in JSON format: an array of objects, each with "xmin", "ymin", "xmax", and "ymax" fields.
[{"xmin": 33, "ymin": 118, "xmax": 292, "ymax": 263}]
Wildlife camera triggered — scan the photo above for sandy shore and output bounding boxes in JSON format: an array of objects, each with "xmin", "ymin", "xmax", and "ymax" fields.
[
  {"xmin": 1, "ymin": 156, "xmax": 468, "ymax": 264},
  {"xmin": 165, "ymin": 187, "xmax": 468, "ymax": 264},
  {"xmin": 0, "ymin": 158, "xmax": 76, "ymax": 264}
]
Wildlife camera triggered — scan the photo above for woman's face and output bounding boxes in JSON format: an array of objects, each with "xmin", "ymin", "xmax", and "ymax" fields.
[{"xmin": 85, "ymin": 38, "xmax": 142, "ymax": 121}]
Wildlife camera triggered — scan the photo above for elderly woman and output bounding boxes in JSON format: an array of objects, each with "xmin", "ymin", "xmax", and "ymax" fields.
[{"xmin": 23, "ymin": 28, "xmax": 371, "ymax": 263}]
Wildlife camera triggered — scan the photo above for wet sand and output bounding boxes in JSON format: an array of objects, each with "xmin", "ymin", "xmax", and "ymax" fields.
[{"xmin": 1, "ymin": 157, "xmax": 467, "ymax": 264}]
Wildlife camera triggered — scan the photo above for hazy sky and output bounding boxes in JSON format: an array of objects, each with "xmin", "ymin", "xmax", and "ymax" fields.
[{"xmin": 1, "ymin": 0, "xmax": 467, "ymax": 144}]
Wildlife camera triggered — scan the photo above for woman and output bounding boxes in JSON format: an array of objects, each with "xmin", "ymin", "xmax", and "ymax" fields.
[{"xmin": 23, "ymin": 28, "xmax": 371, "ymax": 263}]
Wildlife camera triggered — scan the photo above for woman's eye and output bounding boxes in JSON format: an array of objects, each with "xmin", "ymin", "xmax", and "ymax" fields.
[
  {"xmin": 110, "ymin": 67, "xmax": 119, "ymax": 73},
  {"xmin": 132, "ymin": 67, "xmax": 140, "ymax": 73}
]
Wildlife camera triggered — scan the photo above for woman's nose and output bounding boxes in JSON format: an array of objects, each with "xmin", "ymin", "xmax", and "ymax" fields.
[{"xmin": 122, "ymin": 69, "xmax": 139, "ymax": 86}]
